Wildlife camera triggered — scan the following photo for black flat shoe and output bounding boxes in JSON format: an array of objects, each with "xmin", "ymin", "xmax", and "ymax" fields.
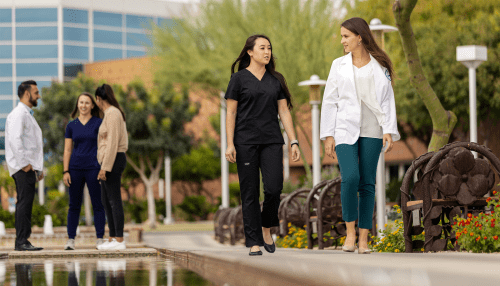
[
  {"xmin": 15, "ymin": 243, "xmax": 43, "ymax": 251},
  {"xmin": 249, "ymin": 250, "xmax": 263, "ymax": 256},
  {"xmin": 264, "ymin": 241, "xmax": 276, "ymax": 253}
]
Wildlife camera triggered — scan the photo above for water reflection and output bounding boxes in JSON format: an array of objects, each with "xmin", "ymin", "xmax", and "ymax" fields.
[{"xmin": 5, "ymin": 257, "xmax": 215, "ymax": 286}]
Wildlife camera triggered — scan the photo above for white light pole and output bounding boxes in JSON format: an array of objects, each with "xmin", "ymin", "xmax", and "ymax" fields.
[
  {"xmin": 298, "ymin": 75, "xmax": 326, "ymax": 187},
  {"xmin": 457, "ymin": 45, "xmax": 487, "ymax": 158},
  {"xmin": 369, "ymin": 18, "xmax": 398, "ymax": 235},
  {"xmin": 163, "ymin": 155, "xmax": 173, "ymax": 224},
  {"xmin": 220, "ymin": 91, "xmax": 229, "ymax": 209}
]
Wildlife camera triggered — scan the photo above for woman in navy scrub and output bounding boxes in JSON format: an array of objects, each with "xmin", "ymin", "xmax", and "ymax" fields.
[
  {"xmin": 225, "ymin": 34, "xmax": 300, "ymax": 256},
  {"xmin": 63, "ymin": 92, "xmax": 105, "ymax": 250}
]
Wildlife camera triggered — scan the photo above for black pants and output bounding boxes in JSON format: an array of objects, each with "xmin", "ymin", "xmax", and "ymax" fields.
[
  {"xmin": 100, "ymin": 153, "xmax": 126, "ymax": 238},
  {"xmin": 16, "ymin": 263, "xmax": 33, "ymax": 286},
  {"xmin": 12, "ymin": 170, "xmax": 37, "ymax": 246},
  {"xmin": 235, "ymin": 144, "xmax": 283, "ymax": 247}
]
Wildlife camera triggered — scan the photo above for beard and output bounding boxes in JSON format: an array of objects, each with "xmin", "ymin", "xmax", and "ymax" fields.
[{"xmin": 29, "ymin": 94, "xmax": 38, "ymax": 107}]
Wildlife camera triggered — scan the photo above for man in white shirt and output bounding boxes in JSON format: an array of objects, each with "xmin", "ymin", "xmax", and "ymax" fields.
[{"xmin": 6, "ymin": 80, "xmax": 44, "ymax": 251}]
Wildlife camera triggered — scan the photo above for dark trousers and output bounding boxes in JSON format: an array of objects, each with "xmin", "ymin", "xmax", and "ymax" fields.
[
  {"xmin": 67, "ymin": 169, "xmax": 105, "ymax": 239},
  {"xmin": 12, "ymin": 170, "xmax": 37, "ymax": 246},
  {"xmin": 16, "ymin": 263, "xmax": 33, "ymax": 286},
  {"xmin": 336, "ymin": 137, "xmax": 382, "ymax": 230},
  {"xmin": 235, "ymin": 144, "xmax": 283, "ymax": 247},
  {"xmin": 100, "ymin": 153, "xmax": 126, "ymax": 238}
]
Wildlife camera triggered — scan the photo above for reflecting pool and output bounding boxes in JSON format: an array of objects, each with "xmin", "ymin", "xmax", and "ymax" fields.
[{"xmin": 0, "ymin": 257, "xmax": 216, "ymax": 286}]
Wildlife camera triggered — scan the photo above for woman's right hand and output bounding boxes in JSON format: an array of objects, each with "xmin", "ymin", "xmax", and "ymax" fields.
[
  {"xmin": 63, "ymin": 172, "xmax": 71, "ymax": 187},
  {"xmin": 226, "ymin": 145, "xmax": 237, "ymax": 163},
  {"xmin": 325, "ymin": 137, "xmax": 335, "ymax": 159}
]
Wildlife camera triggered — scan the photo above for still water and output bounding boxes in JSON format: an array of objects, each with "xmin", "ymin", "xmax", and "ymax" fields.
[{"xmin": 0, "ymin": 257, "xmax": 216, "ymax": 286}]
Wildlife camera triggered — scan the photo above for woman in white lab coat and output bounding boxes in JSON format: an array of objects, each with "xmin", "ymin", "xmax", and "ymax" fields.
[{"xmin": 320, "ymin": 17, "xmax": 400, "ymax": 254}]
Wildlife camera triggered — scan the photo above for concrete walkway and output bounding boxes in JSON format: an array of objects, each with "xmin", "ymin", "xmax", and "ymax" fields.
[{"xmin": 144, "ymin": 231, "xmax": 500, "ymax": 286}]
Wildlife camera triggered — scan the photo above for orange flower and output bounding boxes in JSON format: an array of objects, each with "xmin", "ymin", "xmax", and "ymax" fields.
[
  {"xmin": 494, "ymin": 236, "xmax": 498, "ymax": 240},
  {"xmin": 487, "ymin": 197, "xmax": 492, "ymax": 202},
  {"xmin": 468, "ymin": 213, "xmax": 472, "ymax": 218},
  {"xmin": 470, "ymin": 233, "xmax": 474, "ymax": 236},
  {"xmin": 476, "ymin": 236, "xmax": 480, "ymax": 242},
  {"xmin": 484, "ymin": 236, "xmax": 488, "ymax": 240},
  {"xmin": 492, "ymin": 211, "xmax": 495, "ymax": 214},
  {"xmin": 493, "ymin": 191, "xmax": 497, "ymax": 195}
]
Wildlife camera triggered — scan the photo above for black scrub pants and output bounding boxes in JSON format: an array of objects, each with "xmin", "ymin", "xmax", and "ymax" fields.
[
  {"xmin": 12, "ymin": 170, "xmax": 37, "ymax": 247},
  {"xmin": 100, "ymin": 152, "xmax": 126, "ymax": 238},
  {"xmin": 235, "ymin": 144, "xmax": 283, "ymax": 247}
]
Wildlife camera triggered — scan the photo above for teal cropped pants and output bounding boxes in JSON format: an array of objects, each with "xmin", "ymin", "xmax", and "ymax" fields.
[{"xmin": 336, "ymin": 137, "xmax": 382, "ymax": 230}]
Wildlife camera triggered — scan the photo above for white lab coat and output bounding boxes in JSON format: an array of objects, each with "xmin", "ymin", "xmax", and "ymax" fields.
[
  {"xmin": 5, "ymin": 102, "xmax": 44, "ymax": 176},
  {"xmin": 320, "ymin": 53, "xmax": 400, "ymax": 146}
]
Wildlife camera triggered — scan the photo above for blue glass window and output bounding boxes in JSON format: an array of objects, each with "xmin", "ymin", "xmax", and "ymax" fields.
[
  {"xmin": 16, "ymin": 8, "xmax": 57, "ymax": 23},
  {"xmin": 126, "ymin": 15, "xmax": 152, "ymax": 29},
  {"xmin": 94, "ymin": 48, "xmax": 122, "ymax": 61},
  {"xmin": 158, "ymin": 18, "xmax": 176, "ymax": 28},
  {"xmin": 64, "ymin": 45, "xmax": 88, "ymax": 60},
  {"xmin": 0, "ymin": 119, "xmax": 6, "ymax": 130},
  {"xmin": 17, "ymin": 45, "xmax": 57, "ymax": 59},
  {"xmin": 94, "ymin": 11, "xmax": 122, "ymax": 27},
  {"xmin": 126, "ymin": 33, "xmax": 151, "ymax": 46},
  {"xmin": 64, "ymin": 64, "xmax": 83, "ymax": 77},
  {"xmin": 0, "ymin": 9, "xmax": 11, "ymax": 23},
  {"xmin": 127, "ymin": 50, "xmax": 146, "ymax": 58},
  {"xmin": 94, "ymin": 29, "xmax": 122, "ymax": 45},
  {"xmin": 0, "ymin": 139, "xmax": 5, "ymax": 152},
  {"xmin": 16, "ymin": 63, "xmax": 58, "ymax": 77},
  {"xmin": 0, "ymin": 82, "xmax": 12, "ymax": 95},
  {"xmin": 0, "ymin": 46, "xmax": 12, "ymax": 58},
  {"xmin": 64, "ymin": 27, "xmax": 88, "ymax": 42},
  {"xmin": 0, "ymin": 27, "xmax": 11, "ymax": 41},
  {"xmin": 0, "ymin": 100, "xmax": 13, "ymax": 113},
  {"xmin": 63, "ymin": 9, "xmax": 88, "ymax": 24},
  {"xmin": 16, "ymin": 27, "xmax": 57, "ymax": 41},
  {"xmin": 0, "ymin": 64, "xmax": 12, "ymax": 77}
]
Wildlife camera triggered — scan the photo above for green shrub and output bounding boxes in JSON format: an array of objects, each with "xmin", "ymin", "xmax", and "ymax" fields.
[
  {"xmin": 0, "ymin": 208, "xmax": 14, "ymax": 228},
  {"xmin": 123, "ymin": 197, "xmax": 147, "ymax": 224},
  {"xmin": 276, "ymin": 223, "xmax": 308, "ymax": 248},
  {"xmin": 177, "ymin": 195, "xmax": 217, "ymax": 221}
]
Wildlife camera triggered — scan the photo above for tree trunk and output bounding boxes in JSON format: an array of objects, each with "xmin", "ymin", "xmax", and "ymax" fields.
[
  {"xmin": 393, "ymin": 0, "xmax": 457, "ymax": 152},
  {"xmin": 145, "ymin": 182, "xmax": 156, "ymax": 229}
]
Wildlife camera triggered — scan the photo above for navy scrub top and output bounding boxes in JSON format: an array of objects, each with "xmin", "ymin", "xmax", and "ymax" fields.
[
  {"xmin": 65, "ymin": 116, "xmax": 102, "ymax": 170},
  {"xmin": 224, "ymin": 69, "xmax": 286, "ymax": 145}
]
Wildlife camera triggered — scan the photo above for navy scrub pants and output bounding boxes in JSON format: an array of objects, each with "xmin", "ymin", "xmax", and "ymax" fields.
[
  {"xmin": 335, "ymin": 137, "xmax": 382, "ymax": 230},
  {"xmin": 235, "ymin": 144, "xmax": 283, "ymax": 247},
  {"xmin": 67, "ymin": 169, "xmax": 105, "ymax": 239}
]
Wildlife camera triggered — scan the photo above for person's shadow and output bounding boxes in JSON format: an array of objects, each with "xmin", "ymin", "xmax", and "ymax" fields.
[{"xmin": 15, "ymin": 263, "xmax": 33, "ymax": 286}]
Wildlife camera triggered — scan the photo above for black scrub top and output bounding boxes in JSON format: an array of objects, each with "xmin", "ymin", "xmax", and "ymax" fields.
[{"xmin": 225, "ymin": 68, "xmax": 286, "ymax": 145}]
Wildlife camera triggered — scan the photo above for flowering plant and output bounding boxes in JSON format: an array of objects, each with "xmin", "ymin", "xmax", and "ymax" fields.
[
  {"xmin": 452, "ymin": 191, "xmax": 500, "ymax": 253},
  {"xmin": 371, "ymin": 205, "xmax": 409, "ymax": 252},
  {"xmin": 276, "ymin": 223, "xmax": 308, "ymax": 248}
]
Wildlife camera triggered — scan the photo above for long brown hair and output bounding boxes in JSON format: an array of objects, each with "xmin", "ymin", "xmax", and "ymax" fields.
[
  {"xmin": 231, "ymin": 34, "xmax": 293, "ymax": 110},
  {"xmin": 95, "ymin": 84, "xmax": 126, "ymax": 121},
  {"xmin": 341, "ymin": 17, "xmax": 395, "ymax": 83},
  {"xmin": 70, "ymin": 92, "xmax": 103, "ymax": 119}
]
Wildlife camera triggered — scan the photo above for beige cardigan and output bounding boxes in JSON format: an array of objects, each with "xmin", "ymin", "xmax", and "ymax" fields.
[{"xmin": 98, "ymin": 106, "xmax": 128, "ymax": 172}]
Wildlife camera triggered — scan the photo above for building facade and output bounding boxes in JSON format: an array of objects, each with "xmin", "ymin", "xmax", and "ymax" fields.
[{"xmin": 0, "ymin": 0, "xmax": 197, "ymax": 160}]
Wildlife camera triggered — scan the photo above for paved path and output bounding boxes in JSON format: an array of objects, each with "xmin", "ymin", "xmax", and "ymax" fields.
[{"xmin": 144, "ymin": 231, "xmax": 500, "ymax": 286}]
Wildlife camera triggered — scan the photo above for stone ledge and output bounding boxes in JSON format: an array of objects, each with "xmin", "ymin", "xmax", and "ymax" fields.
[{"xmin": 5, "ymin": 247, "xmax": 158, "ymax": 259}]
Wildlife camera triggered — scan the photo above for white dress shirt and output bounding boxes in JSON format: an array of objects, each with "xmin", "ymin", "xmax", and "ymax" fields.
[
  {"xmin": 320, "ymin": 53, "xmax": 400, "ymax": 146},
  {"xmin": 353, "ymin": 61, "xmax": 383, "ymax": 139},
  {"xmin": 5, "ymin": 102, "xmax": 44, "ymax": 176}
]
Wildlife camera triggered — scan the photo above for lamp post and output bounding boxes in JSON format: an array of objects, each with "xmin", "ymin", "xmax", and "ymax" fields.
[
  {"xmin": 369, "ymin": 18, "xmax": 397, "ymax": 235},
  {"xmin": 220, "ymin": 91, "xmax": 229, "ymax": 209},
  {"xmin": 163, "ymin": 155, "xmax": 173, "ymax": 224},
  {"xmin": 298, "ymin": 75, "xmax": 326, "ymax": 187},
  {"xmin": 457, "ymin": 45, "xmax": 487, "ymax": 158}
]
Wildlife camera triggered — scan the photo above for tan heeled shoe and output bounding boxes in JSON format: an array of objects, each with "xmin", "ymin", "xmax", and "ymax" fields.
[
  {"xmin": 358, "ymin": 248, "xmax": 371, "ymax": 254},
  {"xmin": 342, "ymin": 244, "xmax": 356, "ymax": 252}
]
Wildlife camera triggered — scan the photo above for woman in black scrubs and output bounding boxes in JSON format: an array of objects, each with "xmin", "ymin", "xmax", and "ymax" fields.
[{"xmin": 225, "ymin": 34, "xmax": 300, "ymax": 255}]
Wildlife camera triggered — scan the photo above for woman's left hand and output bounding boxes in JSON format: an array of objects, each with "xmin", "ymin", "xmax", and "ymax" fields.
[
  {"xmin": 383, "ymin": 134, "xmax": 394, "ymax": 153},
  {"xmin": 97, "ymin": 169, "xmax": 107, "ymax": 181},
  {"xmin": 291, "ymin": 144, "xmax": 300, "ymax": 162}
]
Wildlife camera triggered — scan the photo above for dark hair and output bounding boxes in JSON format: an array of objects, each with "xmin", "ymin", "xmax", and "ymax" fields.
[
  {"xmin": 95, "ymin": 84, "xmax": 126, "ymax": 121},
  {"xmin": 341, "ymin": 17, "xmax": 395, "ymax": 83},
  {"xmin": 71, "ymin": 92, "xmax": 103, "ymax": 119},
  {"xmin": 231, "ymin": 34, "xmax": 293, "ymax": 110},
  {"xmin": 17, "ymin": 80, "xmax": 37, "ymax": 99}
]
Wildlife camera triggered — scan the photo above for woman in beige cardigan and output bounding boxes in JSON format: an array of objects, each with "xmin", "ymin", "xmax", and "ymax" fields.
[{"xmin": 94, "ymin": 84, "xmax": 128, "ymax": 250}]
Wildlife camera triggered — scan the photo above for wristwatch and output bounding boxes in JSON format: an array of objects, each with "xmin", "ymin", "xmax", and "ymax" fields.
[{"xmin": 290, "ymin": 139, "xmax": 299, "ymax": 147}]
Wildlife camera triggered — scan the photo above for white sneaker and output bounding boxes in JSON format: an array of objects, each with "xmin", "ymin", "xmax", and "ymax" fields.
[
  {"xmin": 99, "ymin": 238, "xmax": 126, "ymax": 250},
  {"xmin": 96, "ymin": 238, "xmax": 106, "ymax": 250},
  {"xmin": 64, "ymin": 239, "xmax": 75, "ymax": 250},
  {"xmin": 97, "ymin": 239, "xmax": 112, "ymax": 250}
]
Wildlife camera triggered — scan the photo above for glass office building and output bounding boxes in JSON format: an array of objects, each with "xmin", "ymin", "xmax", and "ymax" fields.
[{"xmin": 0, "ymin": 0, "xmax": 196, "ymax": 160}]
